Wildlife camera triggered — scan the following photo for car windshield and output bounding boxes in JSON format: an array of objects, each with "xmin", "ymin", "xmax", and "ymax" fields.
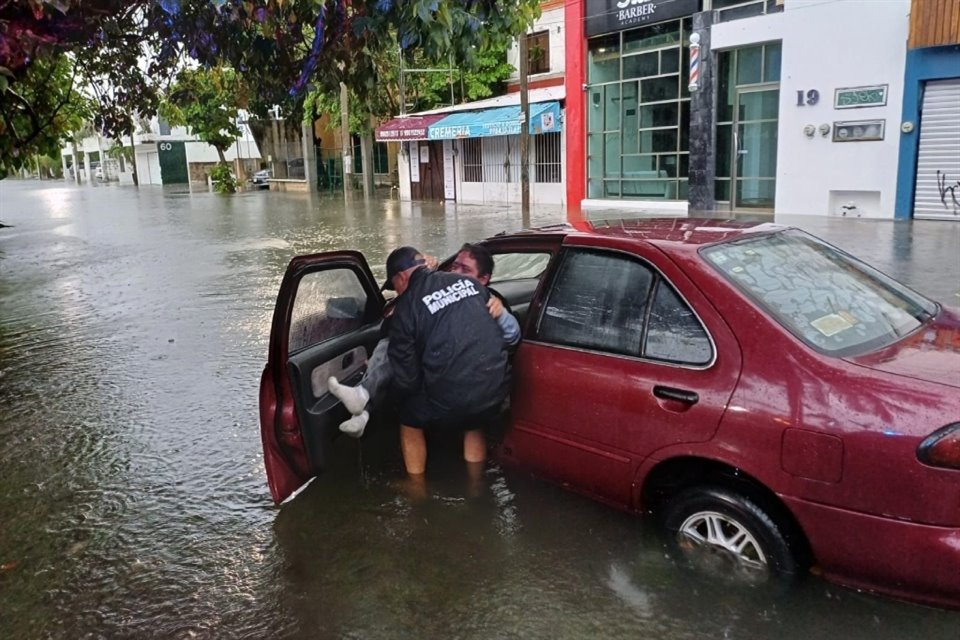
[{"xmin": 701, "ymin": 229, "xmax": 937, "ymax": 356}]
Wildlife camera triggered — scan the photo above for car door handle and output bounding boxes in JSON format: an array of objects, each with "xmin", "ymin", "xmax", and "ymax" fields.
[
  {"xmin": 653, "ymin": 386, "xmax": 699, "ymax": 405},
  {"xmin": 342, "ymin": 351, "xmax": 355, "ymax": 369}
]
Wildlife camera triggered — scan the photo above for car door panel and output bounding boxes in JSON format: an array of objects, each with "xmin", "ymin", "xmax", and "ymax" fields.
[
  {"xmin": 260, "ymin": 251, "xmax": 384, "ymax": 504},
  {"xmin": 287, "ymin": 329, "xmax": 380, "ymax": 472},
  {"xmin": 503, "ymin": 237, "xmax": 742, "ymax": 510}
]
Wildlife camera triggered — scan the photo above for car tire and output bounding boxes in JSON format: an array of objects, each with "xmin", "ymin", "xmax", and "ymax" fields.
[{"xmin": 662, "ymin": 486, "xmax": 797, "ymax": 585}]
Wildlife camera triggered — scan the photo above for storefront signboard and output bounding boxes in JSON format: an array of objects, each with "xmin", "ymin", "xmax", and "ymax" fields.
[
  {"xmin": 427, "ymin": 102, "xmax": 562, "ymax": 140},
  {"xmin": 585, "ymin": 0, "xmax": 699, "ymax": 37},
  {"xmin": 834, "ymin": 85, "xmax": 888, "ymax": 109}
]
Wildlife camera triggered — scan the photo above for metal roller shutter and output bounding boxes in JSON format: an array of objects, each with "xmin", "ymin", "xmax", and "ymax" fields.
[{"xmin": 914, "ymin": 78, "xmax": 960, "ymax": 220}]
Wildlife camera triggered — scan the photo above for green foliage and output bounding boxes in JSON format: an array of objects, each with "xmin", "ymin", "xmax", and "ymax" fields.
[
  {"xmin": 161, "ymin": 67, "xmax": 245, "ymax": 162},
  {"xmin": 0, "ymin": 55, "xmax": 91, "ymax": 178},
  {"xmin": 36, "ymin": 153, "xmax": 64, "ymax": 179},
  {"xmin": 1, "ymin": 1, "xmax": 167, "ymax": 167},
  {"xmin": 303, "ymin": 28, "xmax": 521, "ymax": 134},
  {"xmin": 208, "ymin": 162, "xmax": 237, "ymax": 194},
  {"xmin": 105, "ymin": 142, "xmax": 133, "ymax": 164},
  {"xmin": 0, "ymin": 0, "xmax": 541, "ymax": 175}
]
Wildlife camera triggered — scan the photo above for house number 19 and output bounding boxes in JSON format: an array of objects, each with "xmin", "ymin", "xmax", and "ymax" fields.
[{"xmin": 796, "ymin": 89, "xmax": 820, "ymax": 106}]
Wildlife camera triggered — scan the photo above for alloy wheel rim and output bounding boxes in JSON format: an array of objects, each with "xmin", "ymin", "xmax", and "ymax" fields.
[{"xmin": 677, "ymin": 510, "xmax": 769, "ymax": 579}]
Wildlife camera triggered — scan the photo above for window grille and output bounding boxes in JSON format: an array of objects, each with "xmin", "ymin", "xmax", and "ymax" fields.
[
  {"xmin": 535, "ymin": 132, "xmax": 562, "ymax": 183},
  {"xmin": 481, "ymin": 136, "xmax": 518, "ymax": 183},
  {"xmin": 461, "ymin": 138, "xmax": 483, "ymax": 182}
]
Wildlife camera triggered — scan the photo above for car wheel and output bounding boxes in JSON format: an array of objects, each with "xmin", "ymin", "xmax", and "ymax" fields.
[{"xmin": 662, "ymin": 486, "xmax": 796, "ymax": 585}]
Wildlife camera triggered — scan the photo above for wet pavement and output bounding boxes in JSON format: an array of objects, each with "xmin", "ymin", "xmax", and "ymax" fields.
[{"xmin": 0, "ymin": 179, "xmax": 958, "ymax": 639}]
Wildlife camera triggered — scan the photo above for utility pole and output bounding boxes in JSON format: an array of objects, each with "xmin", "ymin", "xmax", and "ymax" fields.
[
  {"xmin": 270, "ymin": 105, "xmax": 283, "ymax": 178},
  {"xmin": 360, "ymin": 111, "xmax": 375, "ymax": 199},
  {"xmin": 340, "ymin": 82, "xmax": 353, "ymax": 200},
  {"xmin": 129, "ymin": 134, "xmax": 138, "ymax": 186},
  {"xmin": 519, "ymin": 31, "xmax": 531, "ymax": 222}
]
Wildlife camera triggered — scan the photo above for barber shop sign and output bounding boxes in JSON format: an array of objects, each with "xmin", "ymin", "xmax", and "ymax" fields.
[{"xmin": 585, "ymin": 0, "xmax": 699, "ymax": 37}]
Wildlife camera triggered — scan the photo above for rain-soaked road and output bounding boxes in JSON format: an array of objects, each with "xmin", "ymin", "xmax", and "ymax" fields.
[{"xmin": 1, "ymin": 179, "xmax": 958, "ymax": 639}]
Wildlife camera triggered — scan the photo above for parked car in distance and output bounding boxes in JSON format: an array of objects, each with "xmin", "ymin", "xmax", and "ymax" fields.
[
  {"xmin": 259, "ymin": 218, "xmax": 960, "ymax": 610},
  {"xmin": 250, "ymin": 169, "xmax": 272, "ymax": 188}
]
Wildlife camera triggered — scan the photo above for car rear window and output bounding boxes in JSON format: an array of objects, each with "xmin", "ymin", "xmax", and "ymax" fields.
[{"xmin": 701, "ymin": 230, "xmax": 937, "ymax": 356}]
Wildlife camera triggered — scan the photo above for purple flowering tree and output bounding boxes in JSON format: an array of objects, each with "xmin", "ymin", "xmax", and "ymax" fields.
[{"xmin": 0, "ymin": 0, "xmax": 540, "ymax": 177}]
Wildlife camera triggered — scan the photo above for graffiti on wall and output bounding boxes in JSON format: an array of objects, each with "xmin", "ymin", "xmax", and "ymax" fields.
[{"xmin": 937, "ymin": 170, "xmax": 960, "ymax": 214}]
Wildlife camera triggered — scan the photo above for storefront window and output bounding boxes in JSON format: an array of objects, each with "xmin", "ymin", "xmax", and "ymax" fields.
[{"xmin": 586, "ymin": 18, "xmax": 690, "ymax": 200}]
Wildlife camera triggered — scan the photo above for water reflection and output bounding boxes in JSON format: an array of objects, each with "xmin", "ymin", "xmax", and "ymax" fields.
[{"xmin": 0, "ymin": 181, "xmax": 958, "ymax": 638}]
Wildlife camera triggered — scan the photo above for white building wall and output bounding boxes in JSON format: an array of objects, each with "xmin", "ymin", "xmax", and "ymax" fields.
[
  {"xmin": 711, "ymin": 0, "xmax": 910, "ymax": 218},
  {"xmin": 507, "ymin": 7, "xmax": 566, "ymax": 82},
  {"xmin": 456, "ymin": 133, "xmax": 565, "ymax": 205}
]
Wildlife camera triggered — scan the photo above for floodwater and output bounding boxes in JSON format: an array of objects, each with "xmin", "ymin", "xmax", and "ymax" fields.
[{"xmin": 0, "ymin": 180, "xmax": 958, "ymax": 639}]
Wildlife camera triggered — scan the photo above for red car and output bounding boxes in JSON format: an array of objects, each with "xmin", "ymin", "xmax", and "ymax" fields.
[{"xmin": 259, "ymin": 218, "xmax": 960, "ymax": 610}]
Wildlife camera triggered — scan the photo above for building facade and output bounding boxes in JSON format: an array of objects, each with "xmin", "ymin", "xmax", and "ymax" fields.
[
  {"xmin": 378, "ymin": 3, "xmax": 568, "ymax": 205},
  {"xmin": 378, "ymin": 88, "xmax": 566, "ymax": 205},
  {"xmin": 564, "ymin": 0, "xmax": 957, "ymax": 220},
  {"xmin": 895, "ymin": 0, "xmax": 960, "ymax": 220}
]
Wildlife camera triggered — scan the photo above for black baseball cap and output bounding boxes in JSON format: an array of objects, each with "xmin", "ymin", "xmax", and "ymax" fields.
[{"xmin": 382, "ymin": 246, "xmax": 425, "ymax": 290}]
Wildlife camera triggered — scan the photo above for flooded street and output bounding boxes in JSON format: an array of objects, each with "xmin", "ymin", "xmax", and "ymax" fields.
[{"xmin": 1, "ymin": 179, "xmax": 958, "ymax": 639}]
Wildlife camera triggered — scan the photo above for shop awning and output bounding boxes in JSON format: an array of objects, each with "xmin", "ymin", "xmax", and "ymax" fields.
[
  {"xmin": 427, "ymin": 101, "xmax": 562, "ymax": 140},
  {"xmin": 375, "ymin": 114, "xmax": 446, "ymax": 142}
]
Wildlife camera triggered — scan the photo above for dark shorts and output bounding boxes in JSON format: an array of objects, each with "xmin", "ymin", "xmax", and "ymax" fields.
[{"xmin": 399, "ymin": 398, "xmax": 503, "ymax": 433}]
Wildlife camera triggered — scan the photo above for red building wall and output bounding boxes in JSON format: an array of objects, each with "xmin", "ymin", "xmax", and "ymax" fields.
[{"xmin": 564, "ymin": 0, "xmax": 586, "ymax": 221}]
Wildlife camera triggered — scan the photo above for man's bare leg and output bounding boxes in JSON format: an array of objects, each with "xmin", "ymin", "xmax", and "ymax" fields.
[
  {"xmin": 466, "ymin": 460, "xmax": 485, "ymax": 498},
  {"xmin": 463, "ymin": 429, "xmax": 486, "ymax": 464},
  {"xmin": 400, "ymin": 425, "xmax": 427, "ymax": 475}
]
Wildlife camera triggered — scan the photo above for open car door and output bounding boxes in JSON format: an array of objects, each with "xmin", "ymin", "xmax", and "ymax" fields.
[{"xmin": 259, "ymin": 251, "xmax": 384, "ymax": 504}]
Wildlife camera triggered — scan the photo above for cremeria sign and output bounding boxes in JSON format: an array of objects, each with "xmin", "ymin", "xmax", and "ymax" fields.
[{"xmin": 585, "ymin": 0, "xmax": 699, "ymax": 37}]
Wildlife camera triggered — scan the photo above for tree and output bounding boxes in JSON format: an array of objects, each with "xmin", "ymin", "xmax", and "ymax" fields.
[
  {"xmin": 0, "ymin": 54, "xmax": 91, "ymax": 178},
  {"xmin": 160, "ymin": 66, "xmax": 245, "ymax": 163},
  {"xmin": 304, "ymin": 41, "xmax": 517, "ymax": 138},
  {"xmin": 0, "ymin": 0, "xmax": 541, "ymax": 176},
  {"xmin": 0, "ymin": 1, "xmax": 170, "ymax": 176}
]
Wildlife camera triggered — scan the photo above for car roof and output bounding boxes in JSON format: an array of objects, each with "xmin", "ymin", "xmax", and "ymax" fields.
[{"xmin": 495, "ymin": 218, "xmax": 788, "ymax": 250}]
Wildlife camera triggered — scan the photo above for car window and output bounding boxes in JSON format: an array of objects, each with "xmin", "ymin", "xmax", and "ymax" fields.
[
  {"xmin": 289, "ymin": 268, "xmax": 368, "ymax": 353},
  {"xmin": 489, "ymin": 252, "xmax": 553, "ymax": 282},
  {"xmin": 644, "ymin": 280, "xmax": 713, "ymax": 365},
  {"xmin": 702, "ymin": 230, "xmax": 937, "ymax": 356},
  {"xmin": 538, "ymin": 250, "xmax": 654, "ymax": 355}
]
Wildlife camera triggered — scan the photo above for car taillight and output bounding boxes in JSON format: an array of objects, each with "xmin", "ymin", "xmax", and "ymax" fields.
[{"xmin": 917, "ymin": 423, "xmax": 960, "ymax": 470}]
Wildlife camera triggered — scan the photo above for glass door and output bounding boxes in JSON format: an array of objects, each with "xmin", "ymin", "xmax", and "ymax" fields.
[
  {"xmin": 714, "ymin": 43, "xmax": 781, "ymax": 211},
  {"xmin": 732, "ymin": 87, "xmax": 778, "ymax": 209}
]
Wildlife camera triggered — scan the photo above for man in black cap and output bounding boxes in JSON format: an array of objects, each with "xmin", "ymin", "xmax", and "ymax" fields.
[
  {"xmin": 380, "ymin": 245, "xmax": 510, "ymax": 475},
  {"xmin": 328, "ymin": 245, "xmax": 519, "ymax": 437}
]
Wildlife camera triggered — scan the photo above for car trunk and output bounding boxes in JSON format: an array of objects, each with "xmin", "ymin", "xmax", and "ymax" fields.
[{"xmin": 845, "ymin": 307, "xmax": 960, "ymax": 389}]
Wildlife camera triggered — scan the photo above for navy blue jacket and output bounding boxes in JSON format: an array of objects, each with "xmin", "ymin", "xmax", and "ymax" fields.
[{"xmin": 388, "ymin": 267, "xmax": 510, "ymax": 427}]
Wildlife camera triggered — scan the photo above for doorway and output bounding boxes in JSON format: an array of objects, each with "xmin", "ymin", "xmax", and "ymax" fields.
[
  {"xmin": 410, "ymin": 141, "xmax": 445, "ymax": 201},
  {"xmin": 715, "ymin": 43, "xmax": 781, "ymax": 212}
]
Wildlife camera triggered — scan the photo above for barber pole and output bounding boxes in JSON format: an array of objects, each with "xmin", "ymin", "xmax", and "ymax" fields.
[{"xmin": 688, "ymin": 32, "xmax": 701, "ymax": 92}]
